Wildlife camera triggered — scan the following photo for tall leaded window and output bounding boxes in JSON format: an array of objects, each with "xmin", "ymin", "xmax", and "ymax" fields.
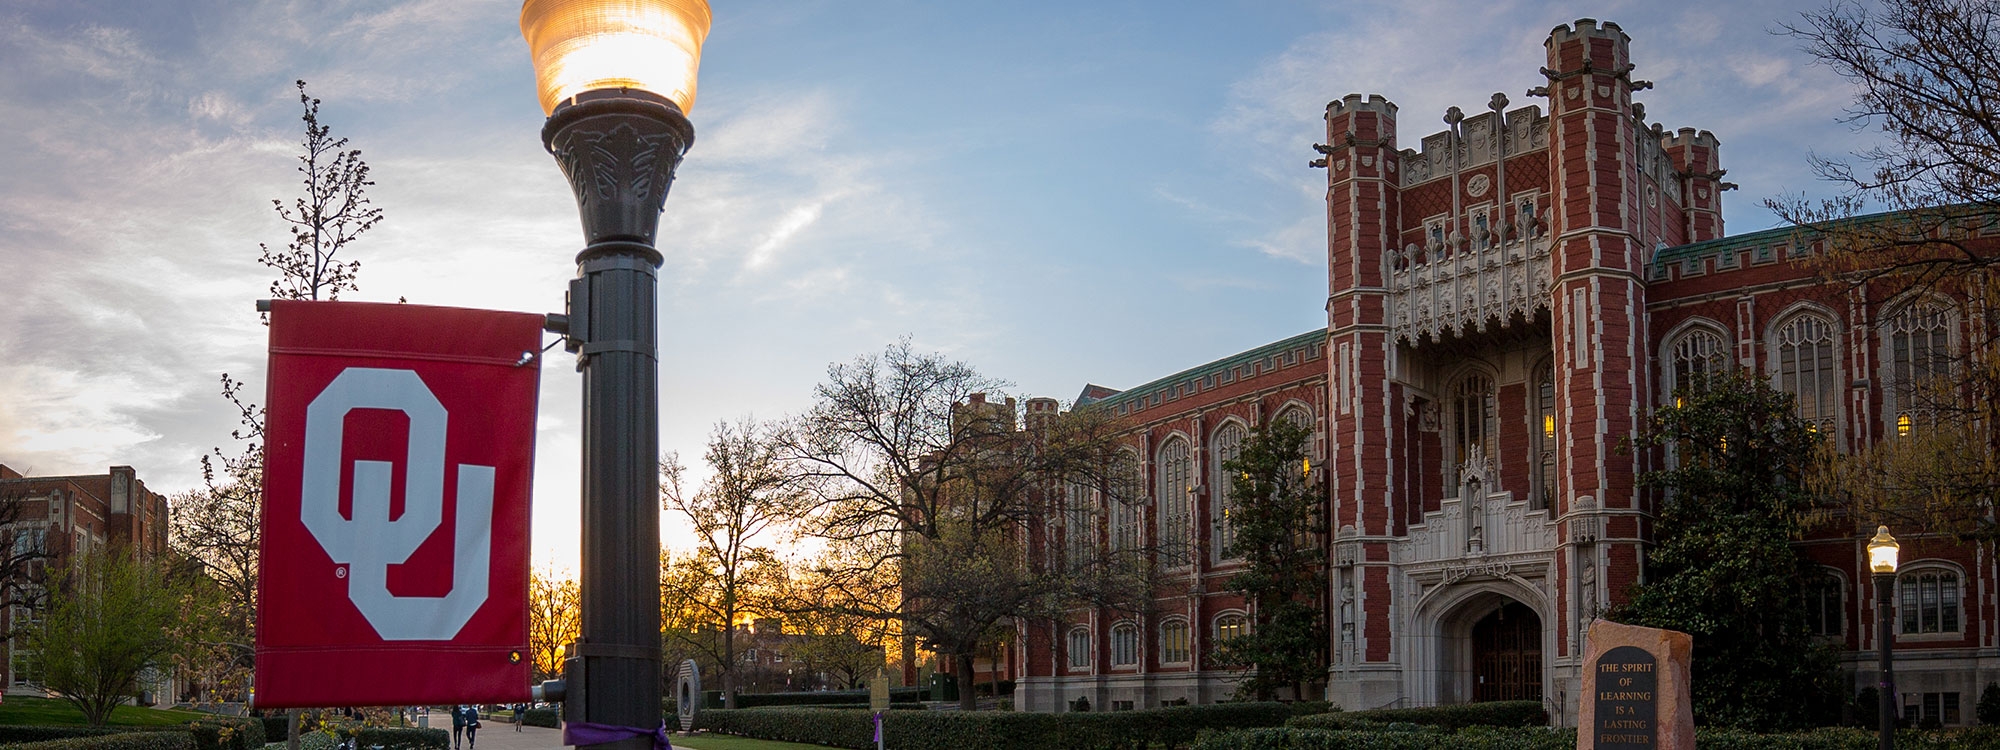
[
  {"xmin": 1533, "ymin": 362, "xmax": 1556, "ymax": 511},
  {"xmin": 1883, "ymin": 299, "xmax": 1954, "ymax": 434},
  {"xmin": 1211, "ymin": 422, "xmax": 1246, "ymax": 560},
  {"xmin": 1806, "ymin": 569, "xmax": 1844, "ymax": 637},
  {"xmin": 1064, "ymin": 481, "xmax": 1097, "ymax": 571},
  {"xmin": 1157, "ymin": 438, "xmax": 1193, "ymax": 566},
  {"xmin": 1158, "ymin": 618, "xmax": 1190, "ymax": 664},
  {"xmin": 1899, "ymin": 568, "xmax": 1961, "ymax": 635},
  {"xmin": 1111, "ymin": 450, "xmax": 1142, "ymax": 553},
  {"xmin": 1066, "ymin": 627, "xmax": 1091, "ymax": 669},
  {"xmin": 1452, "ymin": 372, "xmax": 1498, "ymax": 475},
  {"xmin": 1277, "ymin": 405, "xmax": 1313, "ymax": 431},
  {"xmin": 1667, "ymin": 327, "xmax": 1728, "ymax": 397},
  {"xmin": 1773, "ymin": 313, "xmax": 1839, "ymax": 432},
  {"xmin": 1110, "ymin": 622, "xmax": 1139, "ymax": 666}
]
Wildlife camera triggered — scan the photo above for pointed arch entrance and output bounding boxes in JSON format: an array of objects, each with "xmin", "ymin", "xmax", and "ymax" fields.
[{"xmin": 1471, "ymin": 601, "xmax": 1541, "ymax": 702}]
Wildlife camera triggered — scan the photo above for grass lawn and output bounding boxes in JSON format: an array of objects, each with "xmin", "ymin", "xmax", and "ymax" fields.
[
  {"xmin": 0, "ymin": 695, "xmax": 210, "ymax": 726},
  {"xmin": 669, "ymin": 733, "xmax": 833, "ymax": 750}
]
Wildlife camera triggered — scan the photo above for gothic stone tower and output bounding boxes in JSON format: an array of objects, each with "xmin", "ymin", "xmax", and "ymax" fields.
[{"xmin": 1321, "ymin": 19, "xmax": 1720, "ymax": 719}]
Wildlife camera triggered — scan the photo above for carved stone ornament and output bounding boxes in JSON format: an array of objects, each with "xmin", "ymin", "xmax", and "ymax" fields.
[
  {"xmin": 542, "ymin": 91, "xmax": 695, "ymax": 247},
  {"xmin": 1465, "ymin": 173, "xmax": 1491, "ymax": 198}
]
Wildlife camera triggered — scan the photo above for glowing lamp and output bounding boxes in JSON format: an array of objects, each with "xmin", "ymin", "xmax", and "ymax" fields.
[
  {"xmin": 1866, "ymin": 525, "xmax": 1899, "ymax": 574},
  {"xmin": 521, "ymin": 0, "xmax": 713, "ymax": 115},
  {"xmin": 1542, "ymin": 414, "xmax": 1555, "ymax": 439},
  {"xmin": 1897, "ymin": 413, "xmax": 1912, "ymax": 436}
]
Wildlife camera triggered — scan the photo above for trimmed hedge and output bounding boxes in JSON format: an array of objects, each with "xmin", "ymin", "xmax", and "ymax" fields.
[
  {"xmin": 187, "ymin": 718, "xmax": 264, "ymax": 750},
  {"xmin": 1287, "ymin": 701, "xmax": 1546, "ymax": 730},
  {"xmin": 519, "ymin": 709, "xmax": 559, "ymax": 729},
  {"xmin": 696, "ymin": 702, "xmax": 1317, "ymax": 750},
  {"xmin": 702, "ymin": 688, "xmax": 928, "ymax": 710},
  {"xmin": 256, "ymin": 719, "xmax": 289, "ymax": 743},
  {"xmin": 1193, "ymin": 726, "xmax": 2000, "ymax": 750},
  {"xmin": 0, "ymin": 729, "xmax": 126, "ymax": 745},
  {"xmin": 0, "ymin": 730, "xmax": 197, "ymax": 750}
]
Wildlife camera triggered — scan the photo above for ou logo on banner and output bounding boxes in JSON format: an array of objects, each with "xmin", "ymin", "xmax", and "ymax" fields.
[{"xmin": 301, "ymin": 367, "xmax": 491, "ymax": 641}]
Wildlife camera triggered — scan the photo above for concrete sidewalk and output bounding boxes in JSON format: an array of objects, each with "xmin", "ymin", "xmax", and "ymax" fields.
[{"xmin": 443, "ymin": 723, "xmax": 564, "ymax": 750}]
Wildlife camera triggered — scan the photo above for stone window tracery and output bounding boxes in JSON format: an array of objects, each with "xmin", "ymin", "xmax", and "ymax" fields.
[
  {"xmin": 1211, "ymin": 422, "xmax": 1246, "ymax": 560},
  {"xmin": 1156, "ymin": 437, "xmax": 1193, "ymax": 567},
  {"xmin": 1882, "ymin": 299, "xmax": 1955, "ymax": 434},
  {"xmin": 1772, "ymin": 312, "xmax": 1839, "ymax": 433}
]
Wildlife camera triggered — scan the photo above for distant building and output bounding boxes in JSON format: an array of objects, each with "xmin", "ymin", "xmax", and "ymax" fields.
[
  {"xmin": 1017, "ymin": 18, "xmax": 1994, "ymax": 728},
  {"xmin": 0, "ymin": 464, "xmax": 172, "ymax": 697}
]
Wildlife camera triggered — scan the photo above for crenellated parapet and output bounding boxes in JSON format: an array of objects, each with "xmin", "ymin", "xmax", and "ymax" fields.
[{"xmin": 1399, "ymin": 105, "xmax": 1548, "ymax": 187}]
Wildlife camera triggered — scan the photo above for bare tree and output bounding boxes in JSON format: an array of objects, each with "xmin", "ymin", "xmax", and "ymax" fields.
[
  {"xmin": 659, "ymin": 419, "xmax": 811, "ymax": 707},
  {"xmin": 775, "ymin": 341, "xmax": 1147, "ymax": 710},
  {"xmin": 1774, "ymin": 0, "xmax": 2000, "ymax": 541},
  {"xmin": 528, "ymin": 567, "xmax": 581, "ymax": 684}
]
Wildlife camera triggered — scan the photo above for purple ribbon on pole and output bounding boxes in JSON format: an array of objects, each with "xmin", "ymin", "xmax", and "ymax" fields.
[
  {"xmin": 872, "ymin": 711, "xmax": 882, "ymax": 743},
  {"xmin": 562, "ymin": 720, "xmax": 672, "ymax": 750}
]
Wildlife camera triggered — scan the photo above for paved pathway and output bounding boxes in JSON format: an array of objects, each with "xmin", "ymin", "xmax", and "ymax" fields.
[{"xmin": 441, "ymin": 723, "xmax": 564, "ymax": 750}]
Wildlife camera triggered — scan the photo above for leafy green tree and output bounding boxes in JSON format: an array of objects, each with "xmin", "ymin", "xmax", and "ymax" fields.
[
  {"xmin": 1611, "ymin": 370, "xmax": 1841, "ymax": 730},
  {"xmin": 1213, "ymin": 418, "xmax": 1325, "ymax": 701},
  {"xmin": 1978, "ymin": 681, "xmax": 2000, "ymax": 726},
  {"xmin": 27, "ymin": 549, "xmax": 218, "ymax": 726}
]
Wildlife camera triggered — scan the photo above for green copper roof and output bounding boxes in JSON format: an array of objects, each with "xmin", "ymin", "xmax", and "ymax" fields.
[{"xmin": 1090, "ymin": 329, "xmax": 1324, "ymax": 411}]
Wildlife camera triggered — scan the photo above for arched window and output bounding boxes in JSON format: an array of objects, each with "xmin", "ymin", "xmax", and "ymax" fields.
[
  {"xmin": 1772, "ymin": 312, "xmax": 1839, "ymax": 432},
  {"xmin": 1158, "ymin": 618, "xmax": 1190, "ymax": 664},
  {"xmin": 1882, "ymin": 299, "xmax": 1955, "ymax": 434},
  {"xmin": 1110, "ymin": 451, "xmax": 1141, "ymax": 553},
  {"xmin": 1110, "ymin": 622, "xmax": 1140, "ymax": 666},
  {"xmin": 1532, "ymin": 362, "xmax": 1556, "ymax": 511},
  {"xmin": 1899, "ymin": 567, "xmax": 1962, "ymax": 635},
  {"xmin": 1666, "ymin": 326, "xmax": 1728, "ymax": 398},
  {"xmin": 1805, "ymin": 568, "xmax": 1844, "ymax": 637},
  {"xmin": 1452, "ymin": 372, "xmax": 1498, "ymax": 475},
  {"xmin": 1064, "ymin": 481, "xmax": 1097, "ymax": 571},
  {"xmin": 1066, "ymin": 627, "xmax": 1091, "ymax": 669},
  {"xmin": 1276, "ymin": 405, "xmax": 1313, "ymax": 431},
  {"xmin": 1214, "ymin": 612, "xmax": 1247, "ymax": 644},
  {"xmin": 1211, "ymin": 422, "xmax": 1247, "ymax": 560},
  {"xmin": 1156, "ymin": 438, "xmax": 1193, "ymax": 566}
]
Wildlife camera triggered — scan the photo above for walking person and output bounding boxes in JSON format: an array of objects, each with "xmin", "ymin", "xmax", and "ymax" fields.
[
  {"xmin": 461, "ymin": 705, "xmax": 481, "ymax": 750},
  {"xmin": 512, "ymin": 704, "xmax": 524, "ymax": 732},
  {"xmin": 451, "ymin": 705, "xmax": 467, "ymax": 750}
]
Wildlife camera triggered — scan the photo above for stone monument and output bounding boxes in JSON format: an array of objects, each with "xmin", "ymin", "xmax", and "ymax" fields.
[{"xmin": 1577, "ymin": 620, "xmax": 1693, "ymax": 750}]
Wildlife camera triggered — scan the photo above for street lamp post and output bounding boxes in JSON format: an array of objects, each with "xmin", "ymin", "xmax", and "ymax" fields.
[
  {"xmin": 1867, "ymin": 525, "xmax": 1900, "ymax": 750},
  {"xmin": 520, "ymin": 2, "xmax": 712, "ymax": 749}
]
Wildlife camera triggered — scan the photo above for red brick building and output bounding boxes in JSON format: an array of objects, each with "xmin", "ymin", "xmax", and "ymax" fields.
[
  {"xmin": 1017, "ymin": 19, "xmax": 1994, "ymax": 727},
  {"xmin": 0, "ymin": 464, "xmax": 172, "ymax": 695}
]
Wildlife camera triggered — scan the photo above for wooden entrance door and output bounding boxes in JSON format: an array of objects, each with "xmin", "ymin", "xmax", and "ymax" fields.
[{"xmin": 1471, "ymin": 601, "xmax": 1541, "ymax": 702}]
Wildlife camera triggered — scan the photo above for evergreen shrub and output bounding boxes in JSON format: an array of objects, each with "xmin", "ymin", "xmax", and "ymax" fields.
[
  {"xmin": 1285, "ymin": 701, "xmax": 1545, "ymax": 730},
  {"xmin": 0, "ymin": 731, "xmax": 197, "ymax": 750},
  {"xmin": 695, "ymin": 702, "xmax": 1311, "ymax": 749}
]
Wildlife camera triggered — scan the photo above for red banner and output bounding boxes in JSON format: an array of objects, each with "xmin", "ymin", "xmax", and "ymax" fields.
[{"xmin": 255, "ymin": 300, "xmax": 541, "ymax": 708}]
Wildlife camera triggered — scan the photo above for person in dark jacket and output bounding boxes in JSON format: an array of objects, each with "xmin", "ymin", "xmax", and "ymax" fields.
[
  {"xmin": 450, "ymin": 705, "xmax": 467, "ymax": 750},
  {"xmin": 460, "ymin": 705, "xmax": 481, "ymax": 750}
]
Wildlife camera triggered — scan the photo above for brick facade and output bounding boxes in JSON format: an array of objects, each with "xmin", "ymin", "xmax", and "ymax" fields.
[{"xmin": 1017, "ymin": 18, "xmax": 1997, "ymax": 727}]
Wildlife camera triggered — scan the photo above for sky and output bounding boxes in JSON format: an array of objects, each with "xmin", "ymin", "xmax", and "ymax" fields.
[{"xmin": 0, "ymin": 0, "xmax": 1878, "ymax": 572}]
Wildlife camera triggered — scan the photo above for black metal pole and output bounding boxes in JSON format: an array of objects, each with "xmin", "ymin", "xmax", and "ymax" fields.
[
  {"xmin": 542, "ymin": 88, "xmax": 693, "ymax": 750},
  {"xmin": 1876, "ymin": 571, "xmax": 1896, "ymax": 750}
]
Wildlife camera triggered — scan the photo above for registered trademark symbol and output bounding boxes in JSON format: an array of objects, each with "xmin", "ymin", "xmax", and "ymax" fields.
[{"xmin": 335, "ymin": 566, "xmax": 347, "ymax": 579}]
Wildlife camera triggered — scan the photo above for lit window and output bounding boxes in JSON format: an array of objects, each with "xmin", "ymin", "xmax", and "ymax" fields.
[
  {"xmin": 1110, "ymin": 623, "xmax": 1139, "ymax": 666},
  {"xmin": 1899, "ymin": 569, "xmax": 1961, "ymax": 635},
  {"xmin": 1532, "ymin": 363, "xmax": 1556, "ymax": 511},
  {"xmin": 1159, "ymin": 619, "xmax": 1190, "ymax": 664},
  {"xmin": 1214, "ymin": 613, "xmax": 1246, "ymax": 644},
  {"xmin": 1882, "ymin": 299, "xmax": 1954, "ymax": 434}
]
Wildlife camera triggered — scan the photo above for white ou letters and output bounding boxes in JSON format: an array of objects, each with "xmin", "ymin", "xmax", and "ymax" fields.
[{"xmin": 301, "ymin": 367, "xmax": 492, "ymax": 641}]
